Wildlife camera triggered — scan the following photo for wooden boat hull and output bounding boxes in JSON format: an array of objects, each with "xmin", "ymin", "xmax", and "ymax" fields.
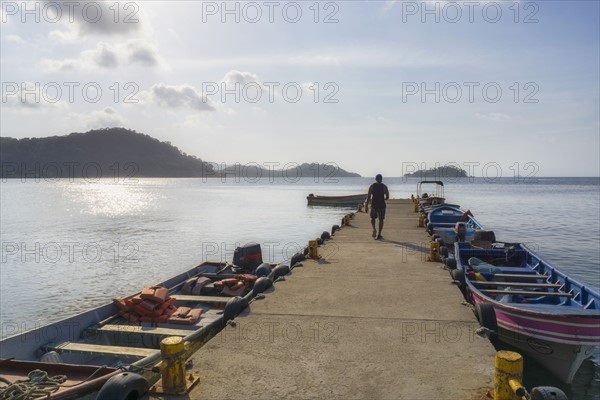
[
  {"xmin": 306, "ymin": 194, "xmax": 367, "ymax": 207},
  {"xmin": 472, "ymin": 294, "xmax": 599, "ymax": 383},
  {"xmin": 0, "ymin": 359, "xmax": 119, "ymax": 400},
  {"xmin": 454, "ymin": 242, "xmax": 600, "ymax": 383},
  {"xmin": 0, "ymin": 261, "xmax": 264, "ymax": 397}
]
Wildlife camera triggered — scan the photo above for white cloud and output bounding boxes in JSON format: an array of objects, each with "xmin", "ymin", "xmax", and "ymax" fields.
[
  {"xmin": 137, "ymin": 84, "xmax": 217, "ymax": 112},
  {"xmin": 1, "ymin": 82, "xmax": 70, "ymax": 110},
  {"xmin": 41, "ymin": 39, "xmax": 160, "ymax": 71},
  {"xmin": 3, "ymin": 34, "xmax": 25, "ymax": 44},
  {"xmin": 475, "ymin": 112, "xmax": 511, "ymax": 122},
  {"xmin": 69, "ymin": 107, "xmax": 128, "ymax": 129},
  {"xmin": 47, "ymin": 0, "xmax": 143, "ymax": 42}
]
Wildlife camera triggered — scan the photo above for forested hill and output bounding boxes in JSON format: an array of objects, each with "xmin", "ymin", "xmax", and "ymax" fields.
[
  {"xmin": 0, "ymin": 128, "xmax": 212, "ymax": 178},
  {"xmin": 0, "ymin": 128, "xmax": 360, "ymax": 179}
]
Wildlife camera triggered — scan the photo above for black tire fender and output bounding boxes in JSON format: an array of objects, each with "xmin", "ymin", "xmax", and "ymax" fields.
[
  {"xmin": 445, "ymin": 258, "xmax": 457, "ymax": 270},
  {"xmin": 475, "ymin": 302, "xmax": 497, "ymax": 333},
  {"xmin": 254, "ymin": 263, "xmax": 272, "ymax": 277},
  {"xmin": 223, "ymin": 296, "xmax": 247, "ymax": 322},
  {"xmin": 530, "ymin": 387, "xmax": 568, "ymax": 400},
  {"xmin": 321, "ymin": 231, "xmax": 331, "ymax": 241},
  {"xmin": 439, "ymin": 246, "xmax": 448, "ymax": 258},
  {"xmin": 96, "ymin": 372, "xmax": 148, "ymax": 400},
  {"xmin": 251, "ymin": 277, "xmax": 272, "ymax": 297},
  {"xmin": 290, "ymin": 252, "xmax": 304, "ymax": 267},
  {"xmin": 271, "ymin": 263, "xmax": 290, "ymax": 280}
]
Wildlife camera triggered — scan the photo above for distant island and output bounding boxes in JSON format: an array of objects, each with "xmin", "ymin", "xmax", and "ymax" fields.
[
  {"xmin": 404, "ymin": 165, "xmax": 468, "ymax": 178},
  {"xmin": 0, "ymin": 128, "xmax": 360, "ymax": 179}
]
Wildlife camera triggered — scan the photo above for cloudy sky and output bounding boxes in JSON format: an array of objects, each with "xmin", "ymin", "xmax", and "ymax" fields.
[{"xmin": 1, "ymin": 0, "xmax": 598, "ymax": 177}]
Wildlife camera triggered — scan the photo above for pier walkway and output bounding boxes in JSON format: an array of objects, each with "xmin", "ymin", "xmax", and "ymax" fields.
[{"xmin": 158, "ymin": 199, "xmax": 495, "ymax": 399}]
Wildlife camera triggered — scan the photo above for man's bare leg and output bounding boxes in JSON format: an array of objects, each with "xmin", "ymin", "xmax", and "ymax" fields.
[
  {"xmin": 378, "ymin": 219, "xmax": 384, "ymax": 239},
  {"xmin": 371, "ymin": 218, "xmax": 377, "ymax": 237}
]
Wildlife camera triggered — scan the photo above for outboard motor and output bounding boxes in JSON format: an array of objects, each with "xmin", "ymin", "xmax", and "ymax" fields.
[
  {"xmin": 232, "ymin": 243, "xmax": 262, "ymax": 273},
  {"xmin": 454, "ymin": 222, "xmax": 467, "ymax": 242}
]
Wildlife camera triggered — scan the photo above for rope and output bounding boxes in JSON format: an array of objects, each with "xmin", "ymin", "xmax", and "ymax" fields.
[{"xmin": 0, "ymin": 369, "xmax": 66, "ymax": 400}]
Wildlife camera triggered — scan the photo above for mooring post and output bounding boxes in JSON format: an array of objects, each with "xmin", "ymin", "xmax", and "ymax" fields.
[
  {"xmin": 160, "ymin": 336, "xmax": 187, "ymax": 393},
  {"xmin": 494, "ymin": 351, "xmax": 523, "ymax": 400}
]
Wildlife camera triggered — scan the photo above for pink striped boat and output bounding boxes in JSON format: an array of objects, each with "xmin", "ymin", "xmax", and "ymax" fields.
[{"xmin": 452, "ymin": 242, "xmax": 600, "ymax": 383}]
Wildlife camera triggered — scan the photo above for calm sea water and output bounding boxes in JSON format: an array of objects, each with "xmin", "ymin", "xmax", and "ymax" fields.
[{"xmin": 1, "ymin": 177, "xmax": 598, "ymax": 397}]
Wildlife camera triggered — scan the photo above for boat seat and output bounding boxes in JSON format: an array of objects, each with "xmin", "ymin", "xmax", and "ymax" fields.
[
  {"xmin": 92, "ymin": 324, "xmax": 197, "ymax": 338},
  {"xmin": 174, "ymin": 295, "xmax": 230, "ymax": 304},
  {"xmin": 480, "ymin": 289, "xmax": 573, "ymax": 298},
  {"xmin": 46, "ymin": 342, "xmax": 157, "ymax": 358},
  {"xmin": 473, "ymin": 281, "xmax": 561, "ymax": 288}
]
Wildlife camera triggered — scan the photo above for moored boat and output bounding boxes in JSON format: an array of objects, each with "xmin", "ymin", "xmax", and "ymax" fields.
[
  {"xmin": 0, "ymin": 246, "xmax": 282, "ymax": 399},
  {"xmin": 306, "ymin": 193, "xmax": 367, "ymax": 207},
  {"xmin": 452, "ymin": 242, "xmax": 600, "ymax": 383}
]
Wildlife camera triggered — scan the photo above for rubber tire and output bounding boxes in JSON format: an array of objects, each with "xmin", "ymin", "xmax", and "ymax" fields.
[
  {"xmin": 96, "ymin": 372, "xmax": 148, "ymax": 400},
  {"xmin": 431, "ymin": 234, "xmax": 440, "ymax": 240},
  {"xmin": 530, "ymin": 387, "xmax": 568, "ymax": 400},
  {"xmin": 439, "ymin": 246, "xmax": 448, "ymax": 257},
  {"xmin": 271, "ymin": 263, "xmax": 290, "ymax": 280},
  {"xmin": 254, "ymin": 263, "xmax": 272, "ymax": 277},
  {"xmin": 445, "ymin": 258, "xmax": 457, "ymax": 270},
  {"xmin": 251, "ymin": 277, "xmax": 272, "ymax": 297},
  {"xmin": 321, "ymin": 231, "xmax": 331, "ymax": 241},
  {"xmin": 475, "ymin": 302, "xmax": 498, "ymax": 333},
  {"xmin": 317, "ymin": 238, "xmax": 324, "ymax": 246},
  {"xmin": 223, "ymin": 296, "xmax": 247, "ymax": 322},
  {"xmin": 451, "ymin": 269, "xmax": 465, "ymax": 286},
  {"xmin": 331, "ymin": 224, "xmax": 340, "ymax": 235},
  {"xmin": 426, "ymin": 224, "xmax": 434, "ymax": 235},
  {"xmin": 290, "ymin": 252, "xmax": 304, "ymax": 267}
]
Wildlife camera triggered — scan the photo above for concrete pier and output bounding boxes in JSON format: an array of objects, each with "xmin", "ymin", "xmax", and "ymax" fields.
[{"xmin": 156, "ymin": 199, "xmax": 495, "ymax": 399}]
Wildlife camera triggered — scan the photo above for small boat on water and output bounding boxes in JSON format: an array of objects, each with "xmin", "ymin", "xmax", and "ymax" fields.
[
  {"xmin": 452, "ymin": 242, "xmax": 600, "ymax": 383},
  {"xmin": 416, "ymin": 180, "xmax": 446, "ymax": 207},
  {"xmin": 0, "ymin": 243, "xmax": 283, "ymax": 399},
  {"xmin": 425, "ymin": 206, "xmax": 484, "ymax": 248},
  {"xmin": 307, "ymin": 193, "xmax": 367, "ymax": 207}
]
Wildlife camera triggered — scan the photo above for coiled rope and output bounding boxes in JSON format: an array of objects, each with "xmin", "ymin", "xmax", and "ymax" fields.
[{"xmin": 0, "ymin": 369, "xmax": 66, "ymax": 400}]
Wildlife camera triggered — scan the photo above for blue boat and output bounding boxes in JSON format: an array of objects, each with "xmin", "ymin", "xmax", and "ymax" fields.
[
  {"xmin": 451, "ymin": 242, "xmax": 600, "ymax": 383},
  {"xmin": 425, "ymin": 206, "xmax": 484, "ymax": 247}
]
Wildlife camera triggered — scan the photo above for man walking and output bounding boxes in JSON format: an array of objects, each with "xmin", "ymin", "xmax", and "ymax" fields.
[{"xmin": 365, "ymin": 174, "xmax": 389, "ymax": 240}]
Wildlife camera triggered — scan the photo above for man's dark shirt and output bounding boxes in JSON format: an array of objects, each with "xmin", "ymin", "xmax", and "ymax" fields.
[{"xmin": 370, "ymin": 182, "xmax": 387, "ymax": 209}]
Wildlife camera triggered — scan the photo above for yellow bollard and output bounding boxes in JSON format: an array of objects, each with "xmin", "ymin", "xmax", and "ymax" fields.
[
  {"xmin": 418, "ymin": 214, "xmax": 424, "ymax": 228},
  {"xmin": 308, "ymin": 240, "xmax": 319, "ymax": 259},
  {"xmin": 494, "ymin": 351, "xmax": 523, "ymax": 400},
  {"xmin": 414, "ymin": 202, "xmax": 419, "ymax": 212},
  {"xmin": 357, "ymin": 204, "xmax": 364, "ymax": 213},
  {"xmin": 343, "ymin": 215, "xmax": 350, "ymax": 226},
  {"xmin": 427, "ymin": 241, "xmax": 441, "ymax": 262},
  {"xmin": 160, "ymin": 336, "xmax": 187, "ymax": 394}
]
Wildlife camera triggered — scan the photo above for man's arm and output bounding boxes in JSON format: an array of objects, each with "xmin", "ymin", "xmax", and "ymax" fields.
[
  {"xmin": 365, "ymin": 184, "xmax": 373, "ymax": 210},
  {"xmin": 384, "ymin": 184, "xmax": 390, "ymax": 200}
]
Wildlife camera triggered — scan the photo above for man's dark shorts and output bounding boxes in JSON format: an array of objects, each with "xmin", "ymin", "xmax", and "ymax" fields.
[{"xmin": 370, "ymin": 207, "xmax": 386, "ymax": 220}]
